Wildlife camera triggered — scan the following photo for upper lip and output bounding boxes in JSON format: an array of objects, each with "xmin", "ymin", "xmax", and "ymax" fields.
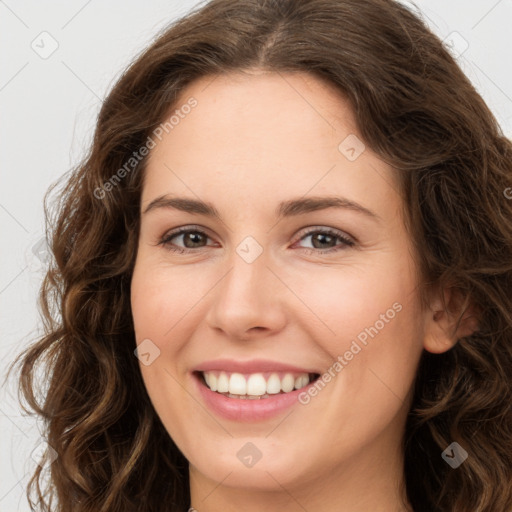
[{"xmin": 193, "ymin": 358, "xmax": 320, "ymax": 374}]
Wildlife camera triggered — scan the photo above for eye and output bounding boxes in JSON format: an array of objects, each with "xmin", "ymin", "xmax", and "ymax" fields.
[
  {"xmin": 158, "ymin": 226, "xmax": 215, "ymax": 254},
  {"xmin": 157, "ymin": 226, "xmax": 355, "ymax": 254},
  {"xmin": 292, "ymin": 227, "xmax": 355, "ymax": 254}
]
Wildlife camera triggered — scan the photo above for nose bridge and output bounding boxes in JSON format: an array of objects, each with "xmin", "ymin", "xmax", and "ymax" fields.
[
  {"xmin": 205, "ymin": 234, "xmax": 286, "ymax": 338},
  {"xmin": 219, "ymin": 239, "xmax": 272, "ymax": 312}
]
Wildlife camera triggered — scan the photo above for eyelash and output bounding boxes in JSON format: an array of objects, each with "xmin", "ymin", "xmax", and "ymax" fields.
[{"xmin": 157, "ymin": 225, "xmax": 355, "ymax": 255}]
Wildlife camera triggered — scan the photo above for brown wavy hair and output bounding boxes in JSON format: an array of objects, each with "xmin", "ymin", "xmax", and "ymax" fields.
[{"xmin": 9, "ymin": 0, "xmax": 512, "ymax": 510}]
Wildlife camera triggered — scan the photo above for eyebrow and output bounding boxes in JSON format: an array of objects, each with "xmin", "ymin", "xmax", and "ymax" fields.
[{"xmin": 142, "ymin": 195, "xmax": 380, "ymax": 221}]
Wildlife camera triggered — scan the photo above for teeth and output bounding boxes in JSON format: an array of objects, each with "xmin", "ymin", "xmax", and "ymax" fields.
[
  {"xmin": 247, "ymin": 373, "xmax": 267, "ymax": 395},
  {"xmin": 281, "ymin": 374, "xmax": 295, "ymax": 393},
  {"xmin": 217, "ymin": 372, "xmax": 229, "ymax": 393},
  {"xmin": 208, "ymin": 373, "xmax": 217, "ymax": 392},
  {"xmin": 295, "ymin": 375, "xmax": 309, "ymax": 389},
  {"xmin": 266, "ymin": 373, "xmax": 281, "ymax": 394},
  {"xmin": 229, "ymin": 373, "xmax": 247, "ymax": 395},
  {"xmin": 202, "ymin": 370, "xmax": 313, "ymax": 397}
]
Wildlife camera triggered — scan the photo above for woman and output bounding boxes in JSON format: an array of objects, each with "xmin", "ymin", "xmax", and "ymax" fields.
[{"xmin": 13, "ymin": 0, "xmax": 512, "ymax": 510}]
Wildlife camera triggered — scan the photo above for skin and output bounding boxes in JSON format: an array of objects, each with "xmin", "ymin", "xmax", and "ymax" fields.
[{"xmin": 130, "ymin": 70, "xmax": 463, "ymax": 512}]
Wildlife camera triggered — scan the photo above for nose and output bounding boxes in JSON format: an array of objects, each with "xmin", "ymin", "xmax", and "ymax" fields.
[{"xmin": 205, "ymin": 248, "xmax": 287, "ymax": 341}]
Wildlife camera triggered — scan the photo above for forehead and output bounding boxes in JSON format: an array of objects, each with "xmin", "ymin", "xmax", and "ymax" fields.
[
  {"xmin": 142, "ymin": 71, "xmax": 399, "ymax": 222},
  {"xmin": 165, "ymin": 70, "xmax": 357, "ymax": 151}
]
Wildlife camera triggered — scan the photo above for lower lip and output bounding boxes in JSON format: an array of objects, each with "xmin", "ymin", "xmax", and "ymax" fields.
[{"xmin": 194, "ymin": 373, "xmax": 312, "ymax": 422}]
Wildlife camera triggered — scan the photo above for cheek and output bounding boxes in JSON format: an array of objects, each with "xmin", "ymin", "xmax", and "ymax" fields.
[
  {"xmin": 293, "ymin": 255, "xmax": 423, "ymax": 407},
  {"xmin": 131, "ymin": 259, "xmax": 201, "ymax": 341},
  {"xmin": 130, "ymin": 262, "xmax": 198, "ymax": 436},
  {"xmin": 282, "ymin": 257, "xmax": 418, "ymax": 350}
]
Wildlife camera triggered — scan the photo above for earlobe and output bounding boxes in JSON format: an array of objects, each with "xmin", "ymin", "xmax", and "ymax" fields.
[{"xmin": 423, "ymin": 286, "xmax": 480, "ymax": 354}]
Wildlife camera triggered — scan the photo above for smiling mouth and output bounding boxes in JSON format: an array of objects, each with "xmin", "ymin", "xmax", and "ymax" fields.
[{"xmin": 196, "ymin": 370, "xmax": 321, "ymax": 399}]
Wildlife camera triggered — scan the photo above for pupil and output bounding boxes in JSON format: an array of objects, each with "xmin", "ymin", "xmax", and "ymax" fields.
[
  {"xmin": 186, "ymin": 232, "xmax": 204, "ymax": 247},
  {"xmin": 313, "ymin": 233, "xmax": 333, "ymax": 248}
]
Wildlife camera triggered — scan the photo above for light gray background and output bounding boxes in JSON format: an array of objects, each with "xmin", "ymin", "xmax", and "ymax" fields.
[{"xmin": 1, "ymin": 1, "xmax": 511, "ymax": 510}]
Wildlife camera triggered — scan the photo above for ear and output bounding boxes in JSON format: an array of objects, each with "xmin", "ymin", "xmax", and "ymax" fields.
[{"xmin": 423, "ymin": 285, "xmax": 481, "ymax": 354}]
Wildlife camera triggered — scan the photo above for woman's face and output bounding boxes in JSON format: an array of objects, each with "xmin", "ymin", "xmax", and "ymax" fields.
[{"xmin": 131, "ymin": 71, "xmax": 430, "ymax": 502}]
